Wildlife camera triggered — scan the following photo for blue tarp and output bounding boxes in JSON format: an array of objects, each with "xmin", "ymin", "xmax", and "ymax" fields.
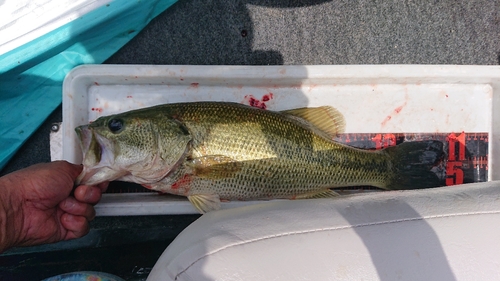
[{"xmin": 0, "ymin": 0, "xmax": 177, "ymax": 170}]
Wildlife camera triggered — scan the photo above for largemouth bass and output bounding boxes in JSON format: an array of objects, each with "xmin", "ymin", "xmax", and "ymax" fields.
[{"xmin": 75, "ymin": 102, "xmax": 444, "ymax": 213}]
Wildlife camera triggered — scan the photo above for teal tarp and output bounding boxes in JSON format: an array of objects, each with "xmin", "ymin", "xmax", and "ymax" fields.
[{"xmin": 0, "ymin": 0, "xmax": 177, "ymax": 170}]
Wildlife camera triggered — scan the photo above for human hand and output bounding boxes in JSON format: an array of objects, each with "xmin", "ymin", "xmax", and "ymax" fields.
[{"xmin": 0, "ymin": 161, "xmax": 108, "ymax": 252}]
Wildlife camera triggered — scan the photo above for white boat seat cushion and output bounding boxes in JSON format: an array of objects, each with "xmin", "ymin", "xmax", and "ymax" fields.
[{"xmin": 147, "ymin": 182, "xmax": 500, "ymax": 281}]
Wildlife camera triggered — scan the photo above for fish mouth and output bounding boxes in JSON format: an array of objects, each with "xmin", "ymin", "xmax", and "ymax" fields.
[
  {"xmin": 75, "ymin": 125, "xmax": 100, "ymax": 165},
  {"xmin": 75, "ymin": 125, "xmax": 123, "ymax": 185}
]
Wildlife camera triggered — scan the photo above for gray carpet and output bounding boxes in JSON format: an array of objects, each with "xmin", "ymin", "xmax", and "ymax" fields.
[{"xmin": 2, "ymin": 0, "xmax": 499, "ymax": 175}]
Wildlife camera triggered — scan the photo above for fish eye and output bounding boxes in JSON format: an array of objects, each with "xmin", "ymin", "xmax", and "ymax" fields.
[{"xmin": 108, "ymin": 118, "xmax": 124, "ymax": 133}]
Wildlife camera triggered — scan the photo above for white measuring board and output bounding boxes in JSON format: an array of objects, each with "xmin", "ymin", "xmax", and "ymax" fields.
[{"xmin": 61, "ymin": 65, "xmax": 500, "ymax": 216}]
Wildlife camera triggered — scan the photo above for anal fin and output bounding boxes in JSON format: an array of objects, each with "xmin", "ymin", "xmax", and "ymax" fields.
[
  {"xmin": 188, "ymin": 194, "xmax": 221, "ymax": 214},
  {"xmin": 294, "ymin": 189, "xmax": 340, "ymax": 199}
]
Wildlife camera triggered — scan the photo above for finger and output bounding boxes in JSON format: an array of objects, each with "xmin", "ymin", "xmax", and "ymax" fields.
[
  {"xmin": 48, "ymin": 161, "xmax": 83, "ymax": 182},
  {"xmin": 97, "ymin": 181, "xmax": 109, "ymax": 193},
  {"xmin": 61, "ymin": 213, "xmax": 90, "ymax": 239},
  {"xmin": 60, "ymin": 197, "xmax": 96, "ymax": 221},
  {"xmin": 74, "ymin": 185, "xmax": 103, "ymax": 205}
]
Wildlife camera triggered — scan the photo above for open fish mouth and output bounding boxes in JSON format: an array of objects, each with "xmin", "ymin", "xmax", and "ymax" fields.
[
  {"xmin": 75, "ymin": 125, "xmax": 99, "ymax": 185},
  {"xmin": 75, "ymin": 125, "xmax": 101, "ymax": 165},
  {"xmin": 74, "ymin": 125, "xmax": 121, "ymax": 185}
]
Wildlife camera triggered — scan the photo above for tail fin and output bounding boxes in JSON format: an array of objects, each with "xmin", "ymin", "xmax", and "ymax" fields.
[{"xmin": 383, "ymin": 140, "xmax": 445, "ymax": 190}]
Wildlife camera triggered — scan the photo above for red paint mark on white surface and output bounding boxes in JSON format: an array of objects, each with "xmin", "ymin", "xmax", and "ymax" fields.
[
  {"xmin": 381, "ymin": 102, "xmax": 407, "ymax": 127},
  {"xmin": 381, "ymin": 115, "xmax": 392, "ymax": 127},
  {"xmin": 262, "ymin": 93, "xmax": 273, "ymax": 101},
  {"xmin": 244, "ymin": 93, "xmax": 274, "ymax": 109},
  {"xmin": 394, "ymin": 105, "xmax": 404, "ymax": 114}
]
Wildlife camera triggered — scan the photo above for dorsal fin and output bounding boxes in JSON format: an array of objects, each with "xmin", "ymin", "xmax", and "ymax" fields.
[{"xmin": 281, "ymin": 106, "xmax": 346, "ymax": 138}]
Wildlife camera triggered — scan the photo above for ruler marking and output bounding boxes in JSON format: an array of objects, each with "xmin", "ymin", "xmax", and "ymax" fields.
[{"xmin": 335, "ymin": 132, "xmax": 488, "ymax": 187}]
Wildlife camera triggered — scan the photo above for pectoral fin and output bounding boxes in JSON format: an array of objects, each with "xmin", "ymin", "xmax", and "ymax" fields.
[
  {"xmin": 188, "ymin": 194, "xmax": 221, "ymax": 213},
  {"xmin": 186, "ymin": 155, "xmax": 242, "ymax": 179},
  {"xmin": 294, "ymin": 189, "xmax": 340, "ymax": 199}
]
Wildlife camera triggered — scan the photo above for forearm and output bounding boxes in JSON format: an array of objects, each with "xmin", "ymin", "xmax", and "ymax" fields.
[
  {"xmin": 0, "ymin": 175, "xmax": 23, "ymax": 253},
  {"xmin": 0, "ymin": 192, "xmax": 12, "ymax": 253}
]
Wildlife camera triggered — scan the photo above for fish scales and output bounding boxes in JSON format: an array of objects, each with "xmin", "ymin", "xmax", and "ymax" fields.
[{"xmin": 157, "ymin": 103, "xmax": 389, "ymax": 197}]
